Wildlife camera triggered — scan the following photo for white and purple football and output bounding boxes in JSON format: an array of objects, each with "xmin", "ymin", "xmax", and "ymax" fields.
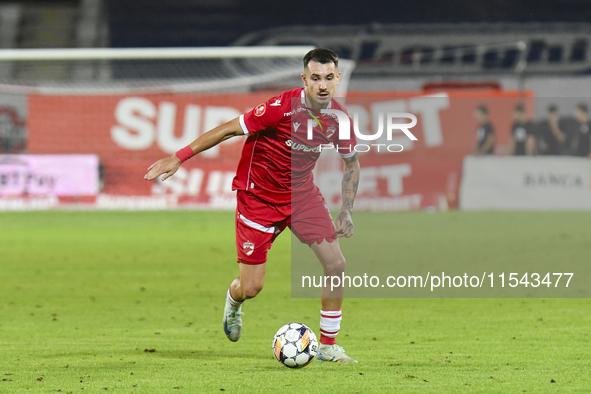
[{"xmin": 272, "ymin": 322, "xmax": 318, "ymax": 368}]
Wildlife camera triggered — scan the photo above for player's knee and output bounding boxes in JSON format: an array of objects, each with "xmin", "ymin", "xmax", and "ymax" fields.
[
  {"xmin": 324, "ymin": 255, "xmax": 346, "ymax": 276},
  {"xmin": 242, "ymin": 282, "xmax": 264, "ymax": 299}
]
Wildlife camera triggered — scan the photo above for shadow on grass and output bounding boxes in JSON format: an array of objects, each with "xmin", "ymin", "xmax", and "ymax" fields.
[{"xmin": 144, "ymin": 349, "xmax": 272, "ymax": 361}]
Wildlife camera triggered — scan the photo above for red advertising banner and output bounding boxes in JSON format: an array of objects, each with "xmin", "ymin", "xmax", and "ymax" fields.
[{"xmin": 26, "ymin": 90, "xmax": 532, "ymax": 210}]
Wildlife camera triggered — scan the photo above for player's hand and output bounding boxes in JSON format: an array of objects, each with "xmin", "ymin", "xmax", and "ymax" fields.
[
  {"xmin": 144, "ymin": 155, "xmax": 182, "ymax": 181},
  {"xmin": 336, "ymin": 210, "xmax": 354, "ymax": 238}
]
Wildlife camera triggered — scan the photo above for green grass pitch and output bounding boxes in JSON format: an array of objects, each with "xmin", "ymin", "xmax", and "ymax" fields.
[{"xmin": 1, "ymin": 211, "xmax": 590, "ymax": 393}]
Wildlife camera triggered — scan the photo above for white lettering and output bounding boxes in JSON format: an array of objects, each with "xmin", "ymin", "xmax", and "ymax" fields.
[
  {"xmin": 111, "ymin": 97, "xmax": 156, "ymax": 150},
  {"xmin": 157, "ymin": 102, "xmax": 201, "ymax": 154},
  {"xmin": 408, "ymin": 96, "xmax": 449, "ymax": 147}
]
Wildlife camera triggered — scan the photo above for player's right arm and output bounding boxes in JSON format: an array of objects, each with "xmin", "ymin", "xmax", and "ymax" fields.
[{"xmin": 144, "ymin": 117, "xmax": 244, "ymax": 181}]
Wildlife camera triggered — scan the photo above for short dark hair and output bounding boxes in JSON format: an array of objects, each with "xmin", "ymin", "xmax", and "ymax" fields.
[
  {"xmin": 303, "ymin": 48, "xmax": 339, "ymax": 69},
  {"xmin": 577, "ymin": 103, "xmax": 588, "ymax": 113},
  {"xmin": 514, "ymin": 104, "xmax": 525, "ymax": 112},
  {"xmin": 476, "ymin": 104, "xmax": 488, "ymax": 115},
  {"xmin": 547, "ymin": 104, "xmax": 558, "ymax": 113}
]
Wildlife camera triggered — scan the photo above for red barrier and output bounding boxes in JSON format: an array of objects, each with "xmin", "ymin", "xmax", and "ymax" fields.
[{"xmin": 26, "ymin": 90, "xmax": 533, "ymax": 210}]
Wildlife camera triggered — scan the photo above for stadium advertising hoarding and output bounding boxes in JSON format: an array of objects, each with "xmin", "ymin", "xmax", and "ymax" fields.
[
  {"xmin": 460, "ymin": 156, "xmax": 591, "ymax": 210},
  {"xmin": 0, "ymin": 154, "xmax": 99, "ymax": 209},
  {"xmin": 27, "ymin": 91, "xmax": 526, "ymax": 209}
]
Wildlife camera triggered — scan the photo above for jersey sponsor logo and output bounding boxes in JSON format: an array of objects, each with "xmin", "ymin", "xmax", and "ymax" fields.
[
  {"xmin": 284, "ymin": 107, "xmax": 312, "ymax": 117},
  {"xmin": 254, "ymin": 103, "xmax": 266, "ymax": 117},
  {"xmin": 293, "ymin": 122, "xmax": 301, "ymax": 132},
  {"xmin": 285, "ymin": 139, "xmax": 322, "ymax": 153},
  {"xmin": 270, "ymin": 99, "xmax": 282, "ymax": 107},
  {"xmin": 243, "ymin": 241, "xmax": 255, "ymax": 256}
]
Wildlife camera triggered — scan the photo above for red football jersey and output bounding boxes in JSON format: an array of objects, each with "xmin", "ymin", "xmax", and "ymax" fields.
[{"xmin": 232, "ymin": 88, "xmax": 356, "ymax": 204}]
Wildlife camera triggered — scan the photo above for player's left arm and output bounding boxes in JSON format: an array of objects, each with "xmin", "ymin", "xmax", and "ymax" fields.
[{"xmin": 336, "ymin": 153, "xmax": 360, "ymax": 238}]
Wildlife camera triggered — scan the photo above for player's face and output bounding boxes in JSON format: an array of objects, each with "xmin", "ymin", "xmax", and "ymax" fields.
[{"xmin": 301, "ymin": 61, "xmax": 341, "ymax": 108}]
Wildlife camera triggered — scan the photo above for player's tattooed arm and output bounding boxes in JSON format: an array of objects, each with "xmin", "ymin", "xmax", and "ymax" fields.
[{"xmin": 336, "ymin": 153, "xmax": 360, "ymax": 238}]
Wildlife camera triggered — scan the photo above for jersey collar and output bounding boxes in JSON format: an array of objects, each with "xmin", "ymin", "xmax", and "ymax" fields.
[{"xmin": 300, "ymin": 88, "xmax": 332, "ymax": 109}]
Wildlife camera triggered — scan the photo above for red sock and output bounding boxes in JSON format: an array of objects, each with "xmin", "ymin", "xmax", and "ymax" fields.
[{"xmin": 320, "ymin": 334, "xmax": 337, "ymax": 345}]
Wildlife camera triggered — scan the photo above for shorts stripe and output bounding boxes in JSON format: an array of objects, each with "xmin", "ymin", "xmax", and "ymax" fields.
[{"xmin": 239, "ymin": 214, "xmax": 276, "ymax": 234}]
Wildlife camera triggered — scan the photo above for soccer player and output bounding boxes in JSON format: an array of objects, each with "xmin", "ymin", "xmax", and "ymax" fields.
[
  {"xmin": 508, "ymin": 105, "xmax": 535, "ymax": 156},
  {"xmin": 472, "ymin": 104, "xmax": 495, "ymax": 156},
  {"xmin": 144, "ymin": 48, "xmax": 359, "ymax": 363}
]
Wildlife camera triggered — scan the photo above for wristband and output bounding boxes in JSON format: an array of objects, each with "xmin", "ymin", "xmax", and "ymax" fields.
[{"xmin": 175, "ymin": 146, "xmax": 194, "ymax": 163}]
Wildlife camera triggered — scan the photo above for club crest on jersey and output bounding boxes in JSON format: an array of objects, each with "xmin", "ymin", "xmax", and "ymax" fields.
[
  {"xmin": 293, "ymin": 122, "xmax": 301, "ymax": 132},
  {"xmin": 243, "ymin": 241, "xmax": 255, "ymax": 256},
  {"xmin": 327, "ymin": 126, "xmax": 336, "ymax": 139},
  {"xmin": 254, "ymin": 103, "xmax": 266, "ymax": 117}
]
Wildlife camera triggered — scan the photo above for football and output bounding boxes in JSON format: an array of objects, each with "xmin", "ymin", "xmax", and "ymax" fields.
[{"xmin": 272, "ymin": 322, "xmax": 318, "ymax": 368}]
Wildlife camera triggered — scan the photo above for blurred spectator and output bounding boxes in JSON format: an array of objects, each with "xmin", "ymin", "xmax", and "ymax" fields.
[
  {"xmin": 472, "ymin": 104, "xmax": 495, "ymax": 156},
  {"xmin": 0, "ymin": 108, "xmax": 27, "ymax": 154},
  {"xmin": 536, "ymin": 104, "xmax": 565, "ymax": 156},
  {"xmin": 569, "ymin": 103, "xmax": 591, "ymax": 158},
  {"xmin": 508, "ymin": 105, "xmax": 535, "ymax": 156}
]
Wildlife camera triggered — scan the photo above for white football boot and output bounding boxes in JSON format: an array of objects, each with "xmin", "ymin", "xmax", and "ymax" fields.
[
  {"xmin": 223, "ymin": 296, "xmax": 243, "ymax": 342},
  {"xmin": 317, "ymin": 344, "xmax": 358, "ymax": 363}
]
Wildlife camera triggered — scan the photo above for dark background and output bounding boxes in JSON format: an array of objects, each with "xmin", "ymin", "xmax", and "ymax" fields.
[{"xmin": 104, "ymin": 0, "xmax": 591, "ymax": 47}]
